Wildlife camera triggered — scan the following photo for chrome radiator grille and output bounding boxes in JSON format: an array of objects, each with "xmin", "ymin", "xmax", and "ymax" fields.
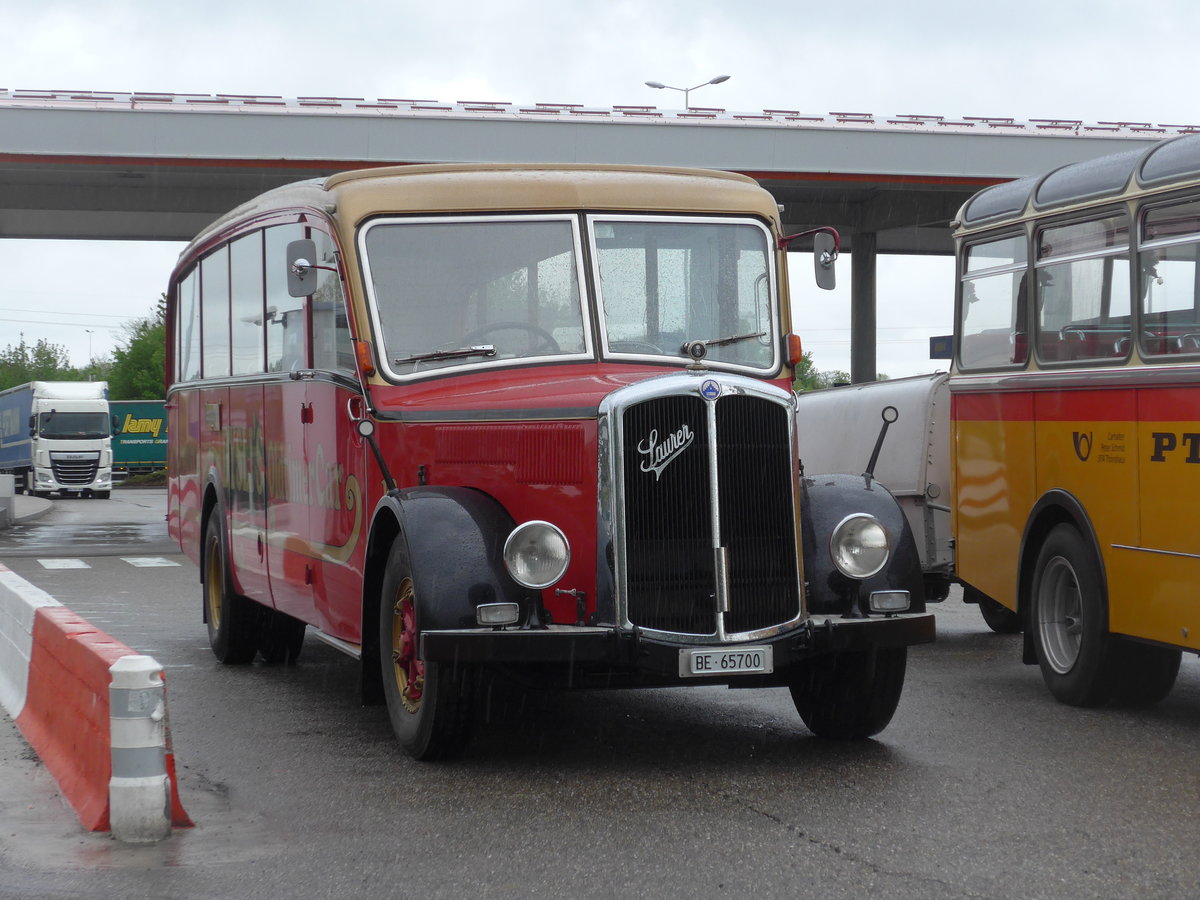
[
  {"xmin": 618, "ymin": 384, "xmax": 800, "ymax": 637},
  {"xmin": 50, "ymin": 452, "xmax": 100, "ymax": 485}
]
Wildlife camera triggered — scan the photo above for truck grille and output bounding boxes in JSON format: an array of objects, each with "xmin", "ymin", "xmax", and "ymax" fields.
[
  {"xmin": 618, "ymin": 385, "xmax": 800, "ymax": 637},
  {"xmin": 50, "ymin": 453, "xmax": 100, "ymax": 485}
]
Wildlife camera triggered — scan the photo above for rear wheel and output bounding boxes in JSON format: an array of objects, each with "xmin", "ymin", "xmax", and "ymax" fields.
[
  {"xmin": 379, "ymin": 537, "xmax": 473, "ymax": 760},
  {"xmin": 790, "ymin": 646, "xmax": 907, "ymax": 739},
  {"xmin": 92, "ymin": 490, "xmax": 111, "ymax": 499},
  {"xmin": 203, "ymin": 514, "xmax": 258, "ymax": 664},
  {"xmin": 973, "ymin": 590, "xmax": 1022, "ymax": 634},
  {"xmin": 258, "ymin": 607, "xmax": 306, "ymax": 665}
]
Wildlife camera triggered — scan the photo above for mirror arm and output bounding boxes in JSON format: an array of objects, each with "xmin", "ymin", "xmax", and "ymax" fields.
[{"xmin": 778, "ymin": 226, "xmax": 841, "ymax": 258}]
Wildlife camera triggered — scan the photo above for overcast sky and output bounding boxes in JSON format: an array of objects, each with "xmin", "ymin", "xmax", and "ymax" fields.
[{"xmin": 4, "ymin": 0, "xmax": 1197, "ymax": 376}]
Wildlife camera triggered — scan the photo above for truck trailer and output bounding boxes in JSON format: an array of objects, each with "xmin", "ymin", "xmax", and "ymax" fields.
[
  {"xmin": 110, "ymin": 399, "xmax": 167, "ymax": 477},
  {"xmin": 0, "ymin": 381, "xmax": 114, "ymax": 498}
]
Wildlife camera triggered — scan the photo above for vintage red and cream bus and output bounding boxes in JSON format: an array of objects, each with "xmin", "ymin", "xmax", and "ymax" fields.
[
  {"xmin": 166, "ymin": 163, "xmax": 934, "ymax": 758},
  {"xmin": 952, "ymin": 132, "xmax": 1200, "ymax": 706}
]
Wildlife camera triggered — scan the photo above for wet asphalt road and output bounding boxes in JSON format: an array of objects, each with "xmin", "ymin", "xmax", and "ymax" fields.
[{"xmin": 1, "ymin": 490, "xmax": 1198, "ymax": 899}]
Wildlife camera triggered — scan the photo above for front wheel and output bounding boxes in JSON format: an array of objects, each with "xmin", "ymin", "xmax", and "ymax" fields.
[
  {"xmin": 790, "ymin": 646, "xmax": 907, "ymax": 739},
  {"xmin": 1030, "ymin": 524, "xmax": 1119, "ymax": 706},
  {"xmin": 379, "ymin": 537, "xmax": 474, "ymax": 760}
]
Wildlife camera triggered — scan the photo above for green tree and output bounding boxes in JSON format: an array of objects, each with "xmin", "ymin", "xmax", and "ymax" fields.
[
  {"xmin": 0, "ymin": 335, "xmax": 80, "ymax": 391},
  {"xmin": 108, "ymin": 296, "xmax": 166, "ymax": 401},
  {"xmin": 792, "ymin": 351, "xmax": 885, "ymax": 392}
]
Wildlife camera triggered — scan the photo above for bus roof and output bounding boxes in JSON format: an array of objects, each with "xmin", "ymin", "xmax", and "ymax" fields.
[
  {"xmin": 957, "ymin": 131, "xmax": 1200, "ymax": 231},
  {"xmin": 181, "ymin": 163, "xmax": 778, "ymax": 261}
]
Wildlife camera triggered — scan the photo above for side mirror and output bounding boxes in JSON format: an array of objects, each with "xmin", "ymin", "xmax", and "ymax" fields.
[
  {"xmin": 287, "ymin": 239, "xmax": 318, "ymax": 298},
  {"xmin": 813, "ymin": 232, "xmax": 837, "ymax": 291}
]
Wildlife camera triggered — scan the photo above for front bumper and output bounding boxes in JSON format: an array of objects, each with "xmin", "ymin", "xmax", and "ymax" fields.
[{"xmin": 421, "ymin": 612, "xmax": 935, "ymax": 684}]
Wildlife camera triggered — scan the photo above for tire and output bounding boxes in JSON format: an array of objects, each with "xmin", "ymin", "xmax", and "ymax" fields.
[
  {"xmin": 1109, "ymin": 641, "xmax": 1181, "ymax": 707},
  {"xmin": 379, "ymin": 536, "xmax": 474, "ymax": 760},
  {"xmin": 790, "ymin": 646, "xmax": 908, "ymax": 739},
  {"xmin": 93, "ymin": 490, "xmax": 111, "ymax": 499},
  {"xmin": 1029, "ymin": 524, "xmax": 1122, "ymax": 706},
  {"xmin": 258, "ymin": 607, "xmax": 306, "ymax": 665},
  {"xmin": 977, "ymin": 594, "xmax": 1022, "ymax": 634},
  {"xmin": 203, "ymin": 513, "xmax": 259, "ymax": 664}
]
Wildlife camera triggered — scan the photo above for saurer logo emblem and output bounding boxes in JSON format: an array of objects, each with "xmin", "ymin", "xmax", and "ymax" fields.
[{"xmin": 638, "ymin": 424, "xmax": 694, "ymax": 480}]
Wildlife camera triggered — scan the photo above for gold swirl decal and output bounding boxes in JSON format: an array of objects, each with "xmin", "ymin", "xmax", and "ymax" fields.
[{"xmin": 268, "ymin": 474, "xmax": 363, "ymax": 564}]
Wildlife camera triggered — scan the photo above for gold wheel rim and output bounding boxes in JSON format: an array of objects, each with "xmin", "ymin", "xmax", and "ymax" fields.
[{"xmin": 390, "ymin": 577, "xmax": 424, "ymax": 713}]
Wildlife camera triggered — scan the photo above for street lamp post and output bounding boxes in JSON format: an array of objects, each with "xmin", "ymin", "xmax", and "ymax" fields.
[
  {"xmin": 644, "ymin": 74, "xmax": 731, "ymax": 110},
  {"xmin": 85, "ymin": 329, "xmax": 94, "ymax": 379}
]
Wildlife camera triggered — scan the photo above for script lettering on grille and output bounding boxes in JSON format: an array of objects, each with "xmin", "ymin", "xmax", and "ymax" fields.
[{"xmin": 637, "ymin": 425, "xmax": 694, "ymax": 480}]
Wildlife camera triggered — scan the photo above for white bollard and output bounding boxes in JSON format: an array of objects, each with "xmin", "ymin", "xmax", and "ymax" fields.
[{"xmin": 108, "ymin": 655, "xmax": 171, "ymax": 843}]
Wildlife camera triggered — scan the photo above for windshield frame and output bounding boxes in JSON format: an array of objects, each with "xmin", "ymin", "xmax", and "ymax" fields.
[
  {"xmin": 588, "ymin": 214, "xmax": 781, "ymax": 375},
  {"xmin": 359, "ymin": 213, "xmax": 594, "ymax": 383}
]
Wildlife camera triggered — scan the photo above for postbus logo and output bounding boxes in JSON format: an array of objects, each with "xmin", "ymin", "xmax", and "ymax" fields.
[
  {"xmin": 638, "ymin": 424, "xmax": 694, "ymax": 481},
  {"xmin": 1072, "ymin": 431, "xmax": 1093, "ymax": 462}
]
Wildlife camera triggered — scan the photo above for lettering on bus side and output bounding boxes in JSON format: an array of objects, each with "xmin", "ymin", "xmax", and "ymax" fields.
[{"xmin": 1150, "ymin": 432, "xmax": 1200, "ymax": 463}]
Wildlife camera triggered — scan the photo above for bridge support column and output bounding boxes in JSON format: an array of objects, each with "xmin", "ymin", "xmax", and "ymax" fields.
[{"xmin": 850, "ymin": 231, "xmax": 878, "ymax": 384}]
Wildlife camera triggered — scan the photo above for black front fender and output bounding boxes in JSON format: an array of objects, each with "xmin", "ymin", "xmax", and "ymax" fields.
[
  {"xmin": 374, "ymin": 486, "xmax": 538, "ymax": 631},
  {"xmin": 800, "ymin": 473, "xmax": 926, "ymax": 617}
]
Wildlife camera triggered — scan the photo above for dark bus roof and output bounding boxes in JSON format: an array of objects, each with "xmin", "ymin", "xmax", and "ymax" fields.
[{"xmin": 958, "ymin": 131, "xmax": 1200, "ymax": 230}]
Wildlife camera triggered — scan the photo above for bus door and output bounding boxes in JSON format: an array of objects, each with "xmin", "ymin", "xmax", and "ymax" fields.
[
  {"xmin": 302, "ymin": 230, "xmax": 366, "ymax": 639},
  {"xmin": 225, "ymin": 232, "xmax": 271, "ymax": 605},
  {"xmin": 263, "ymin": 224, "xmax": 318, "ymax": 624}
]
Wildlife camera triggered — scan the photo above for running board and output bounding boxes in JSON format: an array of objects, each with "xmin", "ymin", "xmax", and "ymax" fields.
[{"xmin": 309, "ymin": 628, "xmax": 362, "ymax": 660}]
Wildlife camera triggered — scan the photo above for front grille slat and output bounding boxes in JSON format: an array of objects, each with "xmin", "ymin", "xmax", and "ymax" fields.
[
  {"xmin": 620, "ymin": 386, "xmax": 799, "ymax": 638},
  {"xmin": 623, "ymin": 396, "xmax": 714, "ymax": 634},
  {"xmin": 50, "ymin": 457, "xmax": 100, "ymax": 485},
  {"xmin": 717, "ymin": 396, "xmax": 800, "ymax": 633}
]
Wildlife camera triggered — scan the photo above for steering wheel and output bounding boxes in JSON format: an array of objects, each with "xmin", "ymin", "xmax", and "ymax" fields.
[{"xmin": 460, "ymin": 321, "xmax": 561, "ymax": 355}]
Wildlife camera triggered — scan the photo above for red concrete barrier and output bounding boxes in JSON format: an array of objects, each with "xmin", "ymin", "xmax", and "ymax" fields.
[{"xmin": 10, "ymin": 602, "xmax": 190, "ymax": 832}]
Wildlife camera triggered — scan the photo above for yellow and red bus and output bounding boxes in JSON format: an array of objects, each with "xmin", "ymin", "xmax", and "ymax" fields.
[
  {"xmin": 165, "ymin": 163, "xmax": 935, "ymax": 758},
  {"xmin": 952, "ymin": 132, "xmax": 1200, "ymax": 706}
]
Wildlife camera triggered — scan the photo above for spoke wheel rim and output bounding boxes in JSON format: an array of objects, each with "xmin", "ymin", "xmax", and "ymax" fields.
[
  {"xmin": 390, "ymin": 577, "xmax": 424, "ymax": 713},
  {"xmin": 1038, "ymin": 555, "xmax": 1083, "ymax": 675},
  {"xmin": 205, "ymin": 533, "xmax": 222, "ymax": 631}
]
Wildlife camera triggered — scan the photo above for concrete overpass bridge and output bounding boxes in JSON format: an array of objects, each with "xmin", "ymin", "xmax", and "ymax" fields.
[{"xmin": 2, "ymin": 89, "xmax": 1189, "ymax": 379}]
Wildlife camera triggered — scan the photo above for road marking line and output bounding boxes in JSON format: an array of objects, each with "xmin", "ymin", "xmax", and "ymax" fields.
[
  {"xmin": 37, "ymin": 559, "xmax": 90, "ymax": 570},
  {"xmin": 121, "ymin": 557, "xmax": 181, "ymax": 568}
]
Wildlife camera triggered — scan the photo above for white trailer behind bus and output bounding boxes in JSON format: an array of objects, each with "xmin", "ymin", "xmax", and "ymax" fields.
[{"xmin": 794, "ymin": 373, "xmax": 1019, "ymax": 632}]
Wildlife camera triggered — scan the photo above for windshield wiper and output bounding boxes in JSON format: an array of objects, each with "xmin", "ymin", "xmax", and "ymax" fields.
[
  {"xmin": 395, "ymin": 345, "xmax": 497, "ymax": 365},
  {"xmin": 680, "ymin": 331, "xmax": 767, "ymax": 360}
]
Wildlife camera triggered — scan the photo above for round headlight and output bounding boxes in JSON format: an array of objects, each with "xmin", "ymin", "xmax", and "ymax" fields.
[
  {"xmin": 829, "ymin": 514, "xmax": 890, "ymax": 579},
  {"xmin": 503, "ymin": 521, "xmax": 571, "ymax": 590}
]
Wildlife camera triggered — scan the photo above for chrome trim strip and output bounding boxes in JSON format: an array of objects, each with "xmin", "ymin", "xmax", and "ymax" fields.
[
  {"xmin": 310, "ymin": 629, "xmax": 362, "ymax": 659},
  {"xmin": 374, "ymin": 406, "xmax": 597, "ymax": 423},
  {"xmin": 1112, "ymin": 544, "xmax": 1200, "ymax": 561},
  {"xmin": 950, "ymin": 362, "xmax": 1200, "ymax": 393}
]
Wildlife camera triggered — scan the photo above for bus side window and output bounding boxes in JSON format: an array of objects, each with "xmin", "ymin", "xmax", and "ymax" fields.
[
  {"xmin": 265, "ymin": 223, "xmax": 308, "ymax": 373},
  {"xmin": 310, "ymin": 230, "xmax": 355, "ymax": 375},
  {"xmin": 958, "ymin": 234, "xmax": 1028, "ymax": 370},
  {"xmin": 177, "ymin": 268, "xmax": 201, "ymax": 381},
  {"xmin": 1035, "ymin": 214, "xmax": 1131, "ymax": 364},
  {"xmin": 201, "ymin": 247, "xmax": 231, "ymax": 378},
  {"xmin": 1140, "ymin": 198, "xmax": 1200, "ymax": 357}
]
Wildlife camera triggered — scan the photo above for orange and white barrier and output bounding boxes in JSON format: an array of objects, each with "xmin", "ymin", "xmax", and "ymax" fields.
[{"xmin": 0, "ymin": 563, "xmax": 191, "ymax": 840}]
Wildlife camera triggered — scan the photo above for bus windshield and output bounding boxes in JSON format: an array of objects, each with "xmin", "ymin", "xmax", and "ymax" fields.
[
  {"xmin": 363, "ymin": 216, "xmax": 589, "ymax": 378},
  {"xmin": 37, "ymin": 411, "xmax": 110, "ymax": 439},
  {"xmin": 361, "ymin": 214, "xmax": 778, "ymax": 378},
  {"xmin": 592, "ymin": 217, "xmax": 775, "ymax": 370}
]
